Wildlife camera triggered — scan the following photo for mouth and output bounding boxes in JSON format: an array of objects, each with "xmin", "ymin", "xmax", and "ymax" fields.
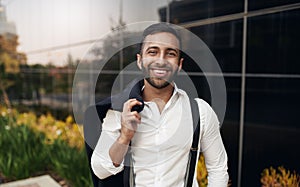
[{"xmin": 150, "ymin": 68, "xmax": 171, "ymax": 78}]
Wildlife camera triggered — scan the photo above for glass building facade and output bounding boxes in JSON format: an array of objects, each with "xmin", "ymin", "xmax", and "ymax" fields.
[{"xmin": 159, "ymin": 1, "xmax": 300, "ymax": 186}]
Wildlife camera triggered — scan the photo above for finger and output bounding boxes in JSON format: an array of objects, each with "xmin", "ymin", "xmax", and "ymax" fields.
[
  {"xmin": 125, "ymin": 111, "xmax": 141, "ymax": 122},
  {"xmin": 125, "ymin": 113, "xmax": 141, "ymax": 124},
  {"xmin": 128, "ymin": 100, "xmax": 142, "ymax": 109},
  {"xmin": 122, "ymin": 111, "xmax": 138, "ymax": 118},
  {"xmin": 124, "ymin": 99, "xmax": 142, "ymax": 112},
  {"xmin": 123, "ymin": 99, "xmax": 136, "ymax": 111},
  {"xmin": 123, "ymin": 98, "xmax": 137, "ymax": 106},
  {"xmin": 131, "ymin": 111, "xmax": 141, "ymax": 121},
  {"xmin": 122, "ymin": 118, "xmax": 139, "ymax": 130},
  {"xmin": 122, "ymin": 110, "xmax": 136, "ymax": 118}
]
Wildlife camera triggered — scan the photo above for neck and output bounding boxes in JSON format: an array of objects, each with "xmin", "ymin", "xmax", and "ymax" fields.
[{"xmin": 142, "ymin": 79, "xmax": 174, "ymax": 104}]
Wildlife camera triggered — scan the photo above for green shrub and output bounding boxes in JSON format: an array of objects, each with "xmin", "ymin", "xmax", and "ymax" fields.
[
  {"xmin": 0, "ymin": 117, "xmax": 49, "ymax": 179},
  {"xmin": 0, "ymin": 113, "xmax": 92, "ymax": 187},
  {"xmin": 49, "ymin": 140, "xmax": 91, "ymax": 187}
]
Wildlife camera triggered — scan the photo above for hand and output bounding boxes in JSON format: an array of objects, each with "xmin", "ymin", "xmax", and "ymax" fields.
[{"xmin": 119, "ymin": 99, "xmax": 142, "ymax": 144}]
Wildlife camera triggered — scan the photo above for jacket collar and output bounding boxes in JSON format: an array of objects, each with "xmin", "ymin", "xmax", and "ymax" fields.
[
  {"xmin": 96, "ymin": 77, "xmax": 183, "ymax": 116},
  {"xmin": 96, "ymin": 77, "xmax": 145, "ymax": 114}
]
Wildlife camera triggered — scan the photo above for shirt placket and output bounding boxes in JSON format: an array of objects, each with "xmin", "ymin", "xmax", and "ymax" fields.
[
  {"xmin": 144, "ymin": 93, "xmax": 179, "ymax": 186},
  {"xmin": 154, "ymin": 96, "xmax": 177, "ymax": 186}
]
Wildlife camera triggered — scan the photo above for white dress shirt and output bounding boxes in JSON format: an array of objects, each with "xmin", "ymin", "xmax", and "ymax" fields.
[{"xmin": 91, "ymin": 85, "xmax": 229, "ymax": 187}]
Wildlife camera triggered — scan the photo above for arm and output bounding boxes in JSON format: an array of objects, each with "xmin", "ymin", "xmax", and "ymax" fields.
[
  {"xmin": 109, "ymin": 99, "xmax": 142, "ymax": 166},
  {"xmin": 91, "ymin": 99, "xmax": 141, "ymax": 179},
  {"xmin": 91, "ymin": 110, "xmax": 124, "ymax": 179},
  {"xmin": 199, "ymin": 101, "xmax": 229, "ymax": 186}
]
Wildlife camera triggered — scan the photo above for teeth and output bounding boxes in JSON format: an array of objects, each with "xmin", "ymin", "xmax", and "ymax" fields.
[{"xmin": 154, "ymin": 69, "xmax": 167, "ymax": 74}]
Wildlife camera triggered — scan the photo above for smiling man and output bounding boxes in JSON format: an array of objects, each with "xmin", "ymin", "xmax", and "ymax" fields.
[
  {"xmin": 138, "ymin": 31, "xmax": 182, "ymax": 90},
  {"xmin": 90, "ymin": 23, "xmax": 229, "ymax": 187}
]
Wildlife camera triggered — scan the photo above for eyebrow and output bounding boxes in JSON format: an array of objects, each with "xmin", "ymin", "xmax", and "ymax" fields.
[
  {"xmin": 145, "ymin": 46, "xmax": 159, "ymax": 51},
  {"xmin": 145, "ymin": 46, "xmax": 179, "ymax": 54}
]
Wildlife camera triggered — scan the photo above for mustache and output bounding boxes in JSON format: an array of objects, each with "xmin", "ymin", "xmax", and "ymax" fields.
[
  {"xmin": 143, "ymin": 61, "xmax": 173, "ymax": 71},
  {"xmin": 149, "ymin": 65, "xmax": 172, "ymax": 71}
]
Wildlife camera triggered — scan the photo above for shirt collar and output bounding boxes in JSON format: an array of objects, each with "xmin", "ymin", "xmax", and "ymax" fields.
[
  {"xmin": 142, "ymin": 82, "xmax": 185, "ymax": 107},
  {"xmin": 172, "ymin": 82, "xmax": 185, "ymax": 97},
  {"xmin": 141, "ymin": 82, "xmax": 184, "ymax": 97}
]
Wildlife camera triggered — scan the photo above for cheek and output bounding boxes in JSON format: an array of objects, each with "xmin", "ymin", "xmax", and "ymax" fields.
[
  {"xmin": 170, "ymin": 60, "xmax": 181, "ymax": 69},
  {"xmin": 141, "ymin": 58, "xmax": 153, "ymax": 67}
]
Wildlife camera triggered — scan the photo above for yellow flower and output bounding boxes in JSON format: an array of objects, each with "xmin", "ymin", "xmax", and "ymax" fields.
[
  {"xmin": 197, "ymin": 153, "xmax": 208, "ymax": 187},
  {"xmin": 65, "ymin": 115, "xmax": 73, "ymax": 124},
  {"xmin": 261, "ymin": 166, "xmax": 300, "ymax": 187},
  {"xmin": 1, "ymin": 111, "xmax": 6, "ymax": 117},
  {"xmin": 1, "ymin": 106, "xmax": 85, "ymax": 150}
]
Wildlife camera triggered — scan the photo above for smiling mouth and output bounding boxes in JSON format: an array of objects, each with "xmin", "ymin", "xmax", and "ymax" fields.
[{"xmin": 150, "ymin": 68, "xmax": 171, "ymax": 78}]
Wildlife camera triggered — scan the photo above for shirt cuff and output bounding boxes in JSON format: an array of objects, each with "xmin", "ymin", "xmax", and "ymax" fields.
[{"xmin": 91, "ymin": 151, "xmax": 124, "ymax": 179}]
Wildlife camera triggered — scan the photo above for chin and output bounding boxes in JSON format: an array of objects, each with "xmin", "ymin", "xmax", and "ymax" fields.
[{"xmin": 146, "ymin": 77, "xmax": 171, "ymax": 89}]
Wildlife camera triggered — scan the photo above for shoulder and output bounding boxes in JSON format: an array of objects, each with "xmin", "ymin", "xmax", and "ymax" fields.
[
  {"xmin": 102, "ymin": 109, "xmax": 122, "ymax": 131},
  {"xmin": 104, "ymin": 109, "xmax": 121, "ymax": 122},
  {"xmin": 194, "ymin": 98, "xmax": 220, "ymax": 129},
  {"xmin": 195, "ymin": 98, "xmax": 214, "ymax": 115}
]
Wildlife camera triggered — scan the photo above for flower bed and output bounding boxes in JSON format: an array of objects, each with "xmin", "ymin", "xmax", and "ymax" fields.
[
  {"xmin": 7, "ymin": 106, "xmax": 299, "ymax": 186},
  {"xmin": 0, "ymin": 107, "xmax": 91, "ymax": 187}
]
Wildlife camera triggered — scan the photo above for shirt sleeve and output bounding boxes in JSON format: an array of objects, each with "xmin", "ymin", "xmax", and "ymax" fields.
[
  {"xmin": 91, "ymin": 110, "xmax": 124, "ymax": 179},
  {"xmin": 197, "ymin": 99, "xmax": 229, "ymax": 187}
]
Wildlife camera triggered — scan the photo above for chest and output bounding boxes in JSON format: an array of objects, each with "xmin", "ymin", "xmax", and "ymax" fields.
[{"xmin": 131, "ymin": 99, "xmax": 193, "ymax": 150}]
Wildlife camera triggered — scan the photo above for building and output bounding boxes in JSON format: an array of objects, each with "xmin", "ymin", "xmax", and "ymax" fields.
[
  {"xmin": 0, "ymin": 0, "xmax": 26, "ymax": 68},
  {"xmin": 159, "ymin": 1, "xmax": 300, "ymax": 187},
  {"xmin": 0, "ymin": 0, "xmax": 16, "ymax": 38}
]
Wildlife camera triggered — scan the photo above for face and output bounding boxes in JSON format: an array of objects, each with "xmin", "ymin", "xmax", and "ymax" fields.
[{"xmin": 137, "ymin": 32, "xmax": 183, "ymax": 89}]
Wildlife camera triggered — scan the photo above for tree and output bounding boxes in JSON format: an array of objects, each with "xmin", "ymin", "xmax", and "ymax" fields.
[
  {"xmin": 88, "ymin": 30, "xmax": 141, "ymax": 97},
  {"xmin": 0, "ymin": 34, "xmax": 26, "ymax": 108}
]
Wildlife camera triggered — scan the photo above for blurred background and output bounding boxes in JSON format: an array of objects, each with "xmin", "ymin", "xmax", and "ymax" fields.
[{"xmin": 0, "ymin": 0, "xmax": 299, "ymax": 187}]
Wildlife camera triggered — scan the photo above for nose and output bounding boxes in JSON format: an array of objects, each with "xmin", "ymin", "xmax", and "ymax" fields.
[{"xmin": 156, "ymin": 53, "xmax": 166, "ymax": 64}]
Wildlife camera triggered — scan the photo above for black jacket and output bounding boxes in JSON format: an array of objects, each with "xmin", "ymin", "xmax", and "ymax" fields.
[{"xmin": 83, "ymin": 78, "xmax": 144, "ymax": 187}]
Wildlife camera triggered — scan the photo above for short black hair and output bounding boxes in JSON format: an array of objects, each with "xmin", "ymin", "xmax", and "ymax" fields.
[{"xmin": 139, "ymin": 23, "xmax": 181, "ymax": 54}]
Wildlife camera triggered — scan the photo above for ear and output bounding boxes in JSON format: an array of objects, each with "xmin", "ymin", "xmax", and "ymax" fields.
[
  {"xmin": 137, "ymin": 54, "xmax": 142, "ymax": 70},
  {"xmin": 178, "ymin": 58, "xmax": 184, "ymax": 72}
]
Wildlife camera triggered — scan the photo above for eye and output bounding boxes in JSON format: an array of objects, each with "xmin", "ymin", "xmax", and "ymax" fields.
[
  {"xmin": 167, "ymin": 51, "xmax": 177, "ymax": 57},
  {"xmin": 147, "ymin": 50, "xmax": 157, "ymax": 55}
]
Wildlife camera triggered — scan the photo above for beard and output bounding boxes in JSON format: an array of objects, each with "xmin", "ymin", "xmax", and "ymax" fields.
[{"xmin": 140, "ymin": 60, "xmax": 179, "ymax": 89}]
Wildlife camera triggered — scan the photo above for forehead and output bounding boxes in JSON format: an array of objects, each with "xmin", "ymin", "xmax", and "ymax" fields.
[{"xmin": 143, "ymin": 32, "xmax": 180, "ymax": 50}]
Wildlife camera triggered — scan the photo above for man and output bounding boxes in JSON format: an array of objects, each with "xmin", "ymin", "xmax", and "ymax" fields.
[{"xmin": 91, "ymin": 23, "xmax": 229, "ymax": 186}]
